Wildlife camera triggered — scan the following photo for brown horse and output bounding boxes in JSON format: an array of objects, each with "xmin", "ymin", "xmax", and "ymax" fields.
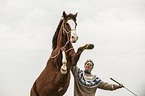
[{"xmin": 30, "ymin": 11, "xmax": 94, "ymax": 96}]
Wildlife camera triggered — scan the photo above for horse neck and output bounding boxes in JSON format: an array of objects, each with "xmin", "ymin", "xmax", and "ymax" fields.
[{"xmin": 56, "ymin": 22, "xmax": 68, "ymax": 49}]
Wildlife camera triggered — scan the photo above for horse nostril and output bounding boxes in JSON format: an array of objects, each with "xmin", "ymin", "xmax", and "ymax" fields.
[{"xmin": 72, "ymin": 36, "xmax": 74, "ymax": 38}]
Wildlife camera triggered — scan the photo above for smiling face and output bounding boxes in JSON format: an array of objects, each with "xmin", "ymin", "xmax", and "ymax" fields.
[{"xmin": 84, "ymin": 61, "xmax": 93, "ymax": 72}]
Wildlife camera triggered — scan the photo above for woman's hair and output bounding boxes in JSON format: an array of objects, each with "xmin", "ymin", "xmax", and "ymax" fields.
[{"xmin": 85, "ymin": 59, "xmax": 94, "ymax": 68}]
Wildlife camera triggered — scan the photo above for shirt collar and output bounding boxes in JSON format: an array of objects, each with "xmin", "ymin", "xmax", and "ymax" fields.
[{"xmin": 84, "ymin": 70, "xmax": 91, "ymax": 75}]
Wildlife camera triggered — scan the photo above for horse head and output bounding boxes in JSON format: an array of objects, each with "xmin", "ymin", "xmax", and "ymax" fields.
[
  {"xmin": 62, "ymin": 11, "xmax": 78, "ymax": 43},
  {"xmin": 52, "ymin": 11, "xmax": 78, "ymax": 50}
]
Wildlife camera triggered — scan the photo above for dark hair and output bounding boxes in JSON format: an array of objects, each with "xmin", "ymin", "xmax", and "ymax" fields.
[{"xmin": 85, "ymin": 59, "xmax": 94, "ymax": 68}]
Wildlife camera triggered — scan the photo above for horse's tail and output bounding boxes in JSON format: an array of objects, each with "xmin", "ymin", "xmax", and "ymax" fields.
[{"xmin": 30, "ymin": 81, "xmax": 39, "ymax": 96}]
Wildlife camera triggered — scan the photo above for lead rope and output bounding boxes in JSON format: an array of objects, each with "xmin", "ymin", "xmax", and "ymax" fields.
[
  {"xmin": 51, "ymin": 47, "xmax": 73, "ymax": 58},
  {"xmin": 51, "ymin": 50, "xmax": 60, "ymax": 59}
]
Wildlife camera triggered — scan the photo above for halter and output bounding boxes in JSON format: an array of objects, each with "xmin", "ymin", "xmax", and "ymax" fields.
[
  {"xmin": 51, "ymin": 20, "xmax": 76, "ymax": 59},
  {"xmin": 63, "ymin": 24, "xmax": 76, "ymax": 48}
]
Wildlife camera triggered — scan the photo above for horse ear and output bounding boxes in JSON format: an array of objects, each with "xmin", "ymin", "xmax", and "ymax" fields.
[
  {"xmin": 75, "ymin": 12, "xmax": 78, "ymax": 18},
  {"xmin": 63, "ymin": 11, "xmax": 67, "ymax": 19}
]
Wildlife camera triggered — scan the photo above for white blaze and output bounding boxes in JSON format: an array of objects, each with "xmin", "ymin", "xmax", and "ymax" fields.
[
  {"xmin": 67, "ymin": 19, "xmax": 78, "ymax": 43},
  {"xmin": 67, "ymin": 19, "xmax": 75, "ymax": 30}
]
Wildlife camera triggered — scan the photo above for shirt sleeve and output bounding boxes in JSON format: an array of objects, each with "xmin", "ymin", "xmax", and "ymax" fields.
[{"xmin": 98, "ymin": 81, "xmax": 121, "ymax": 91}]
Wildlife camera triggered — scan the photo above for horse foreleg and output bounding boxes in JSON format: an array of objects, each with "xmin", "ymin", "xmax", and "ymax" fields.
[
  {"xmin": 72, "ymin": 44, "xmax": 94, "ymax": 65},
  {"xmin": 60, "ymin": 50, "xmax": 67, "ymax": 74}
]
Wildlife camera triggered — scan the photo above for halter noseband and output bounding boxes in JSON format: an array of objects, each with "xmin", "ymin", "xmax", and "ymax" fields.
[{"xmin": 63, "ymin": 26, "xmax": 76, "ymax": 34}]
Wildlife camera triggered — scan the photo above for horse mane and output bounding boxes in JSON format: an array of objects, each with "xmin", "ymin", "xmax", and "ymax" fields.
[{"xmin": 52, "ymin": 19, "xmax": 63, "ymax": 50}]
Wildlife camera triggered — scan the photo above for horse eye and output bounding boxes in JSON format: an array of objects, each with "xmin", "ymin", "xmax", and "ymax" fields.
[{"xmin": 66, "ymin": 23, "xmax": 69, "ymax": 26}]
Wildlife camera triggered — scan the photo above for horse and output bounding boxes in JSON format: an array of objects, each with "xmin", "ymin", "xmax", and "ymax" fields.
[{"xmin": 30, "ymin": 11, "xmax": 94, "ymax": 96}]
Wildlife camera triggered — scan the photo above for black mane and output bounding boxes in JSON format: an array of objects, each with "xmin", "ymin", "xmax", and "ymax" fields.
[{"xmin": 52, "ymin": 19, "xmax": 63, "ymax": 50}]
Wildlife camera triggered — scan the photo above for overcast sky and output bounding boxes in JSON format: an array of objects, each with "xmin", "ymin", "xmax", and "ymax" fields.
[{"xmin": 0, "ymin": 0, "xmax": 145, "ymax": 96}]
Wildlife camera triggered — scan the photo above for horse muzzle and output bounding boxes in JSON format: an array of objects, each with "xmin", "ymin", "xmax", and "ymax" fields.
[{"xmin": 70, "ymin": 30, "xmax": 78, "ymax": 43}]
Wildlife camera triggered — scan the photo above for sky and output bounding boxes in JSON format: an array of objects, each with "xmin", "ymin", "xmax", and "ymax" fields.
[{"xmin": 0, "ymin": 0, "xmax": 145, "ymax": 96}]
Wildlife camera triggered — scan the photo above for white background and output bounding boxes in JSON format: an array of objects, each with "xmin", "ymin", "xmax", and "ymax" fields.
[{"xmin": 0, "ymin": 0, "xmax": 145, "ymax": 96}]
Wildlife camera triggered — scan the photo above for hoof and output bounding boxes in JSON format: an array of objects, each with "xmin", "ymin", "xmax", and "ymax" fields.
[
  {"xmin": 87, "ymin": 44, "xmax": 94, "ymax": 49},
  {"xmin": 60, "ymin": 69, "xmax": 67, "ymax": 74},
  {"xmin": 60, "ymin": 63, "xmax": 67, "ymax": 74}
]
